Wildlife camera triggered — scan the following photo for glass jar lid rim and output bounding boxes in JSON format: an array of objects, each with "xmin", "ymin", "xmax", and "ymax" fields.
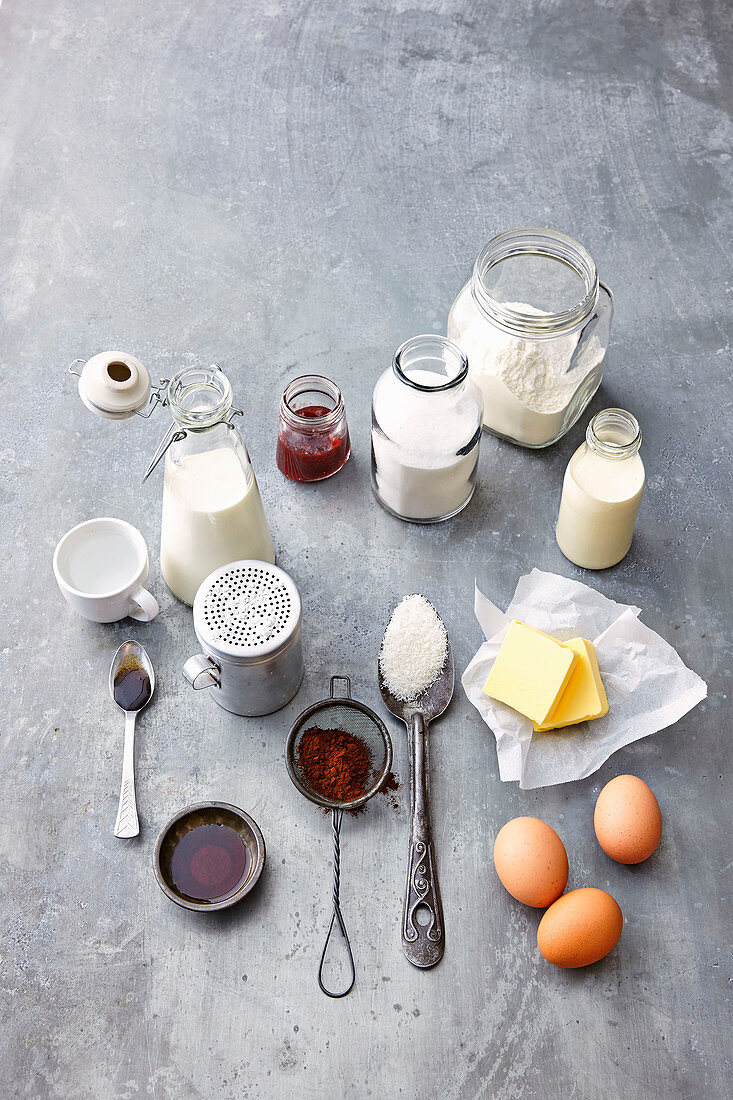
[
  {"xmin": 281, "ymin": 374, "xmax": 344, "ymax": 427},
  {"xmin": 392, "ymin": 334, "xmax": 468, "ymax": 392},
  {"xmin": 167, "ymin": 364, "xmax": 233, "ymax": 427},
  {"xmin": 472, "ymin": 227, "xmax": 601, "ymax": 337},
  {"xmin": 587, "ymin": 407, "xmax": 642, "ymax": 457}
]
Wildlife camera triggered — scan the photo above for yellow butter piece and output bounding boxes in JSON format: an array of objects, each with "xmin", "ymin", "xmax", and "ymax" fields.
[
  {"xmin": 483, "ymin": 621, "xmax": 578, "ymax": 725},
  {"xmin": 533, "ymin": 637, "xmax": 609, "ymax": 731}
]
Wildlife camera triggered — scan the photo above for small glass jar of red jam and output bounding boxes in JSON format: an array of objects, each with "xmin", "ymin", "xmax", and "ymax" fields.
[{"xmin": 276, "ymin": 375, "xmax": 351, "ymax": 482}]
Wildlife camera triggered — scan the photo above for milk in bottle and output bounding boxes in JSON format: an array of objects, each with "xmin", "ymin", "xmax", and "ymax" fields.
[
  {"xmin": 159, "ymin": 367, "xmax": 274, "ymax": 605},
  {"xmin": 556, "ymin": 408, "xmax": 644, "ymax": 570}
]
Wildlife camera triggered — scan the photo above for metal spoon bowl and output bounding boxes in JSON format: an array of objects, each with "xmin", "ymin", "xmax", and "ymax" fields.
[
  {"xmin": 378, "ymin": 644, "xmax": 454, "ymax": 727},
  {"xmin": 109, "ymin": 640, "xmax": 155, "ymax": 838},
  {"xmin": 379, "ymin": 624, "xmax": 454, "ymax": 969}
]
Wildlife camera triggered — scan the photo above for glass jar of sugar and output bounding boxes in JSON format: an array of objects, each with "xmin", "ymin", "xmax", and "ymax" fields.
[
  {"xmin": 371, "ymin": 334, "xmax": 483, "ymax": 523},
  {"xmin": 447, "ymin": 228, "xmax": 613, "ymax": 448}
]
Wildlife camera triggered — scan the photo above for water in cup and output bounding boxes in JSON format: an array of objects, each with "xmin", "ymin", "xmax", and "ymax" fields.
[{"xmin": 65, "ymin": 527, "xmax": 141, "ymax": 594}]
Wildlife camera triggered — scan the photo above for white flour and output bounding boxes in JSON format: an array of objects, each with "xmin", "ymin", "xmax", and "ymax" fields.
[
  {"xmin": 448, "ymin": 292, "xmax": 603, "ymax": 446},
  {"xmin": 486, "ymin": 304, "xmax": 582, "ymax": 413}
]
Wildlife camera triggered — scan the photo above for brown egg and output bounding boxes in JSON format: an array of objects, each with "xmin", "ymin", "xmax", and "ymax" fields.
[
  {"xmin": 537, "ymin": 888, "xmax": 623, "ymax": 967},
  {"xmin": 493, "ymin": 816, "xmax": 568, "ymax": 908},
  {"xmin": 594, "ymin": 775, "xmax": 663, "ymax": 864}
]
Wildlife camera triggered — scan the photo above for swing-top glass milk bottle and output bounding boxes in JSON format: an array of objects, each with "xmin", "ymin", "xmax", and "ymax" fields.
[
  {"xmin": 68, "ymin": 352, "xmax": 275, "ymax": 606},
  {"xmin": 158, "ymin": 366, "xmax": 274, "ymax": 604}
]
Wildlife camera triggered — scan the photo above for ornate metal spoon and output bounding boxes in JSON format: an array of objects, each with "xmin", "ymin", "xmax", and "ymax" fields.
[
  {"xmin": 109, "ymin": 640, "xmax": 154, "ymax": 838},
  {"xmin": 379, "ymin": 631, "xmax": 453, "ymax": 968}
]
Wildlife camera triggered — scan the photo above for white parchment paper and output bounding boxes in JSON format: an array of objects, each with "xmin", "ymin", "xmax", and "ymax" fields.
[{"xmin": 461, "ymin": 569, "xmax": 707, "ymax": 789}]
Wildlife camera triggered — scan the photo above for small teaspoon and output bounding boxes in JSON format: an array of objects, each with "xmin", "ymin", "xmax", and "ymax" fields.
[{"xmin": 109, "ymin": 640, "xmax": 155, "ymax": 838}]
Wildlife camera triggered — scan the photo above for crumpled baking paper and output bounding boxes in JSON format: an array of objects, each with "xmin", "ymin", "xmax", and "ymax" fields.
[{"xmin": 462, "ymin": 569, "xmax": 707, "ymax": 789}]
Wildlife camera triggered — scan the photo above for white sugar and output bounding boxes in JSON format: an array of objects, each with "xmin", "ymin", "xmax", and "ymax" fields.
[{"xmin": 380, "ymin": 594, "xmax": 447, "ymax": 702}]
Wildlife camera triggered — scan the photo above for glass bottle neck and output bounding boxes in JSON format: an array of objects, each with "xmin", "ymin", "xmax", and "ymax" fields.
[
  {"xmin": 167, "ymin": 365, "xmax": 233, "ymax": 430},
  {"xmin": 392, "ymin": 334, "xmax": 468, "ymax": 392},
  {"xmin": 279, "ymin": 375, "xmax": 344, "ymax": 431},
  {"xmin": 586, "ymin": 408, "xmax": 641, "ymax": 459}
]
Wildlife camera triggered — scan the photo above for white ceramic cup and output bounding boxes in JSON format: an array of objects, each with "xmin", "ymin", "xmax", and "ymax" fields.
[{"xmin": 53, "ymin": 517, "xmax": 160, "ymax": 623}]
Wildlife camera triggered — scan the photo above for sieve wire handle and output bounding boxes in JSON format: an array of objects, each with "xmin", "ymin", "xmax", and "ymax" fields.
[
  {"xmin": 402, "ymin": 711, "xmax": 444, "ymax": 968},
  {"xmin": 318, "ymin": 809, "xmax": 356, "ymax": 998},
  {"xmin": 329, "ymin": 675, "xmax": 352, "ymax": 700}
]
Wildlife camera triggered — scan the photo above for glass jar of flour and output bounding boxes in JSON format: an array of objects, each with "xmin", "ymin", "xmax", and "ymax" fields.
[
  {"xmin": 371, "ymin": 335, "xmax": 483, "ymax": 523},
  {"xmin": 447, "ymin": 228, "xmax": 613, "ymax": 448}
]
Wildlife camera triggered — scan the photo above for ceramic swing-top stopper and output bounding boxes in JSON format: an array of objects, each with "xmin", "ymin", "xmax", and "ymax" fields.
[{"xmin": 77, "ymin": 351, "xmax": 151, "ymax": 419}]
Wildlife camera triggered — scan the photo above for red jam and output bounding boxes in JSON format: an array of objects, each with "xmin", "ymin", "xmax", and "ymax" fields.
[{"xmin": 276, "ymin": 403, "xmax": 350, "ymax": 482}]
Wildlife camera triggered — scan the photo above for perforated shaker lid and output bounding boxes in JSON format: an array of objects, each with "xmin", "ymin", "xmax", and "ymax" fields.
[{"xmin": 192, "ymin": 560, "xmax": 302, "ymax": 663}]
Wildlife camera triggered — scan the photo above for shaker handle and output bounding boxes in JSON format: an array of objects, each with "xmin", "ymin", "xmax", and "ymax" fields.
[
  {"xmin": 329, "ymin": 675, "xmax": 352, "ymax": 700},
  {"xmin": 183, "ymin": 654, "xmax": 221, "ymax": 690}
]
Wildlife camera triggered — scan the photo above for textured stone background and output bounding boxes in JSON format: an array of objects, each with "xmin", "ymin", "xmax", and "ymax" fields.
[{"xmin": 1, "ymin": 1, "xmax": 731, "ymax": 1097}]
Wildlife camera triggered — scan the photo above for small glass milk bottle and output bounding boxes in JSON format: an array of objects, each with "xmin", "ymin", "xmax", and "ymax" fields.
[
  {"xmin": 556, "ymin": 408, "xmax": 644, "ymax": 570},
  {"xmin": 159, "ymin": 366, "xmax": 275, "ymax": 604}
]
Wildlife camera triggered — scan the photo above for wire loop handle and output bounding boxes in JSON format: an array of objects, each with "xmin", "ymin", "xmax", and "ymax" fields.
[
  {"xmin": 318, "ymin": 809, "xmax": 356, "ymax": 998},
  {"xmin": 329, "ymin": 675, "xmax": 352, "ymax": 699}
]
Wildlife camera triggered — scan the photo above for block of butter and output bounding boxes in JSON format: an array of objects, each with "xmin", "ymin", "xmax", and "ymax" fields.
[
  {"xmin": 482, "ymin": 621, "xmax": 578, "ymax": 726},
  {"xmin": 533, "ymin": 637, "xmax": 609, "ymax": 731}
]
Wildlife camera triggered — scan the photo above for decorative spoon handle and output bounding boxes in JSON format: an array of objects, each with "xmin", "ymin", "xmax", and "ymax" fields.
[
  {"xmin": 402, "ymin": 711, "xmax": 444, "ymax": 967},
  {"xmin": 114, "ymin": 711, "xmax": 139, "ymax": 838}
]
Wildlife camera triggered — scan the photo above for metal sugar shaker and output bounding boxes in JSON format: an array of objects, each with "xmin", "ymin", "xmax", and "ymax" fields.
[{"xmin": 183, "ymin": 560, "xmax": 304, "ymax": 717}]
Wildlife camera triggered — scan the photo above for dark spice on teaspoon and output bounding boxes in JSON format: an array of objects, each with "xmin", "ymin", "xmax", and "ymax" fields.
[{"xmin": 113, "ymin": 658, "xmax": 151, "ymax": 711}]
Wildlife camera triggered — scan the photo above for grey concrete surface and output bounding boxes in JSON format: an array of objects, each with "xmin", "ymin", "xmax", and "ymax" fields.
[{"xmin": 1, "ymin": 1, "xmax": 731, "ymax": 1097}]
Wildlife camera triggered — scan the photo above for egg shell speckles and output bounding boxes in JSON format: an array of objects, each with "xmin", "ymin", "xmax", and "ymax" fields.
[
  {"xmin": 493, "ymin": 816, "xmax": 568, "ymax": 908},
  {"xmin": 594, "ymin": 775, "xmax": 663, "ymax": 864},
  {"xmin": 537, "ymin": 888, "xmax": 623, "ymax": 968}
]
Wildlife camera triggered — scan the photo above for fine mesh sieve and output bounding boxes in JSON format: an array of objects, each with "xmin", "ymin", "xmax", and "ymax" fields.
[
  {"xmin": 183, "ymin": 560, "xmax": 304, "ymax": 716},
  {"xmin": 287, "ymin": 699, "xmax": 391, "ymax": 812},
  {"xmin": 285, "ymin": 676, "xmax": 393, "ymax": 997}
]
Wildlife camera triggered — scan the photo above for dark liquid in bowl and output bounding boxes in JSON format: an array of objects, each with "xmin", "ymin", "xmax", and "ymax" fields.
[{"xmin": 170, "ymin": 823, "xmax": 252, "ymax": 903}]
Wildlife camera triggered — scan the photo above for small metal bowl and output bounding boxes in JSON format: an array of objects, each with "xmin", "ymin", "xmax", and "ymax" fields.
[{"xmin": 153, "ymin": 801, "xmax": 266, "ymax": 913}]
